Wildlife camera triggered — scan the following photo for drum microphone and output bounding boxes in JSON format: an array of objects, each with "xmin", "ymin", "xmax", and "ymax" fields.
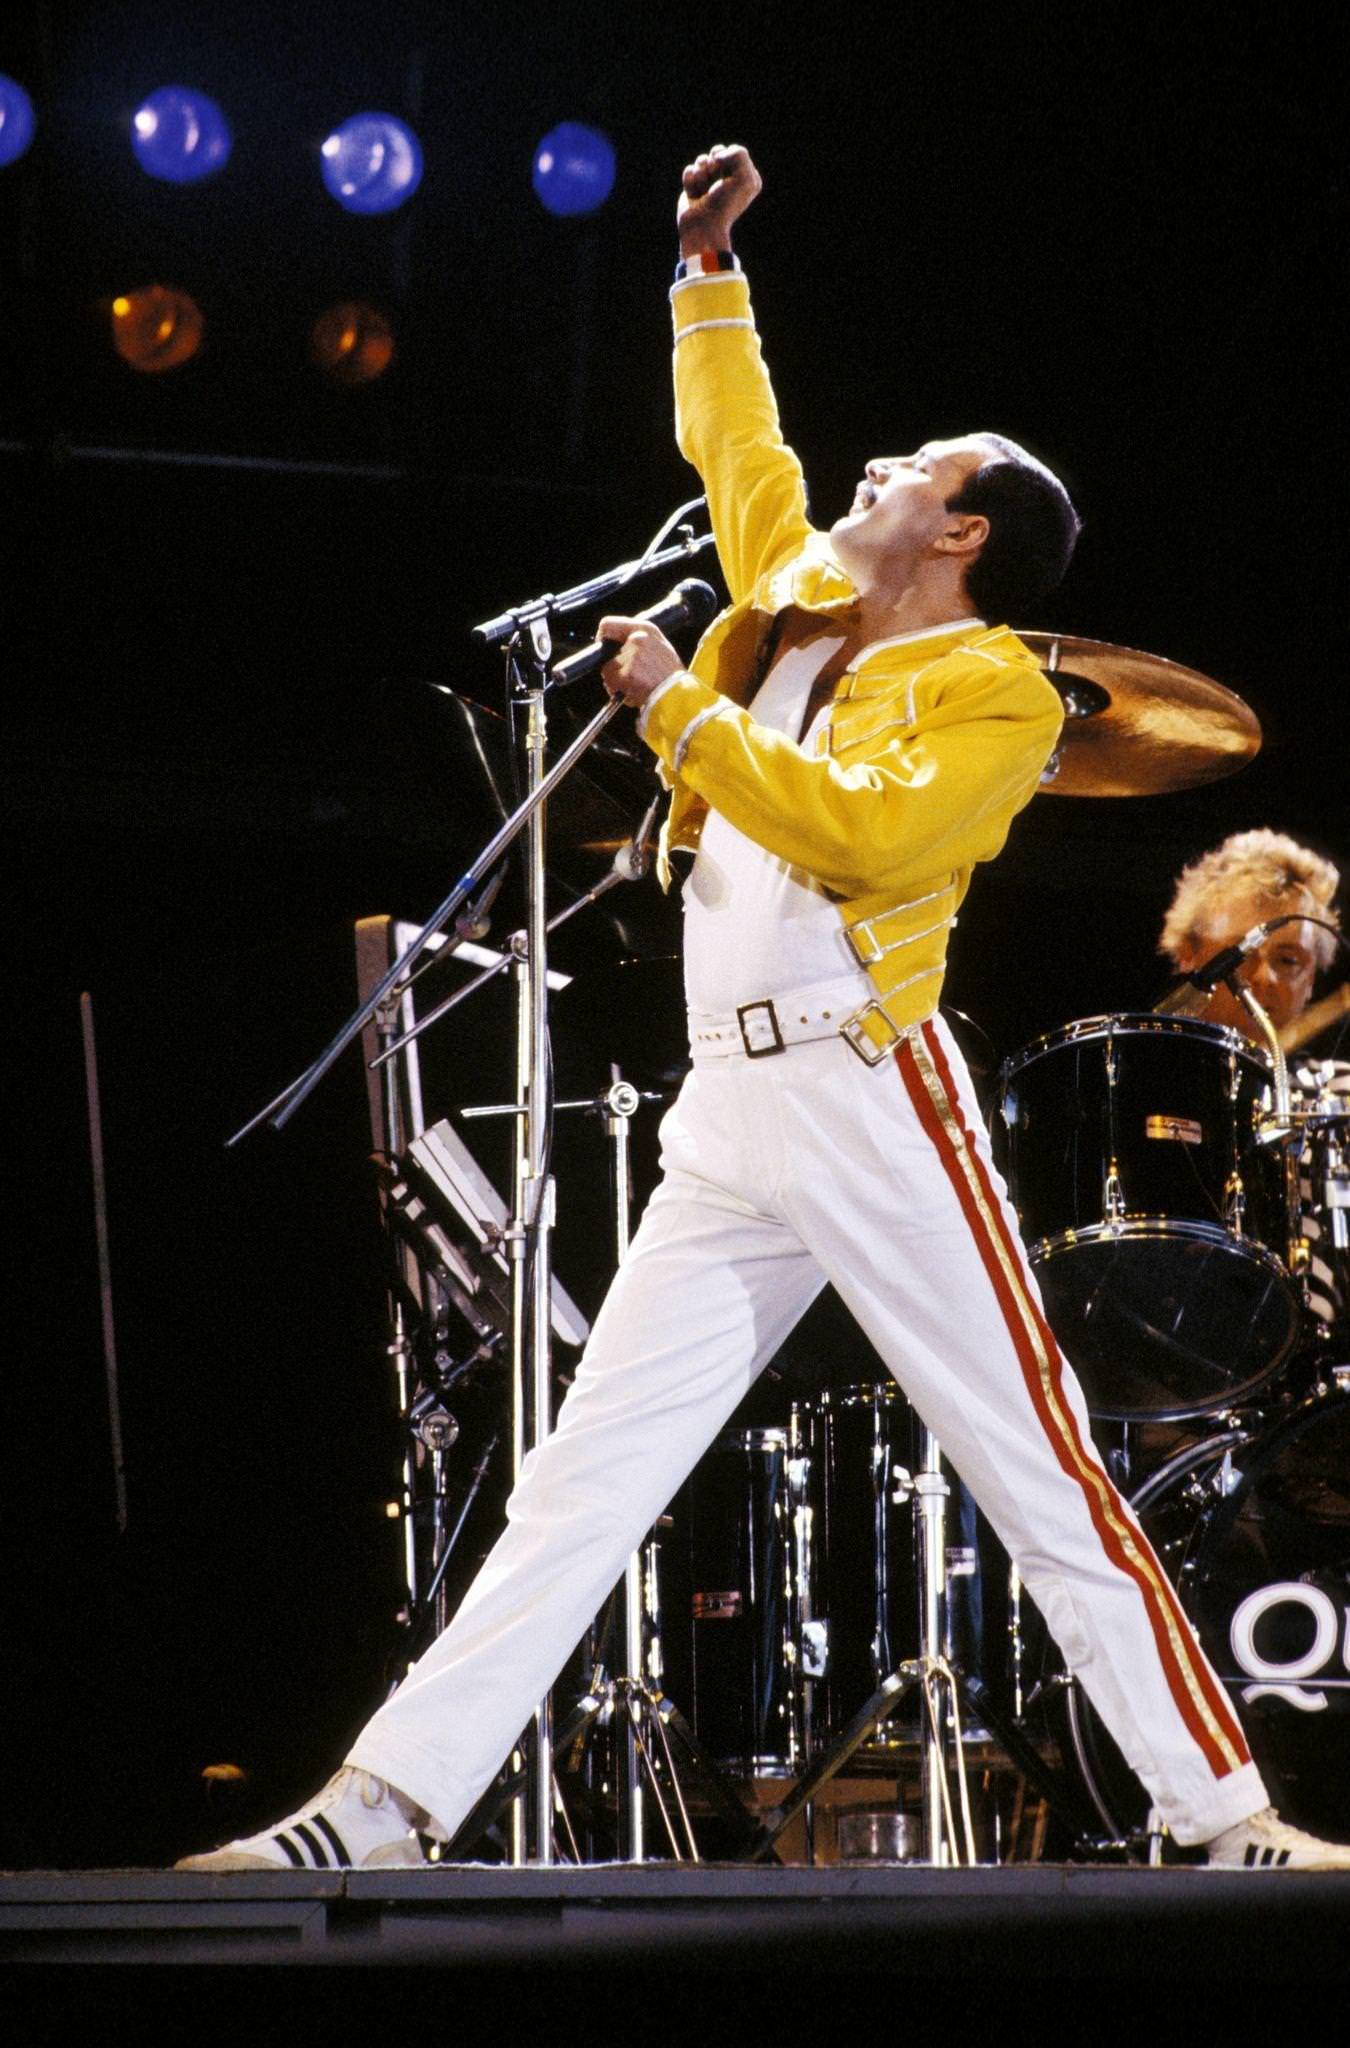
[
  {"xmin": 1155, "ymin": 917, "xmax": 1293, "ymax": 1013},
  {"xmin": 1184, "ymin": 923, "xmax": 1271, "ymax": 993},
  {"xmin": 1189, "ymin": 915, "xmax": 1307, "ymax": 991},
  {"xmin": 548, "ymin": 577, "xmax": 719, "ymax": 689}
]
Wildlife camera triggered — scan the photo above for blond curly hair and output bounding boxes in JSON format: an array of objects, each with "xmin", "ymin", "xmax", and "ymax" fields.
[{"xmin": 1160, "ymin": 829, "xmax": 1341, "ymax": 970}]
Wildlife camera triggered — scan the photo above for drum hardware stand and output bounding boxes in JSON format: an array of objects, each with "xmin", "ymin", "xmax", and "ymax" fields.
[
  {"xmin": 1233, "ymin": 979, "xmax": 1295, "ymax": 1139},
  {"xmin": 444, "ymin": 1674, "xmax": 771, "ymax": 1865},
  {"xmin": 752, "ymin": 1427, "xmax": 1105, "ymax": 1865},
  {"xmin": 559, "ymin": 1671, "xmax": 773, "ymax": 1862},
  {"xmin": 1232, "ymin": 978, "xmax": 1309, "ymax": 1298},
  {"xmin": 400, "ymin": 1430, "xmax": 500, "ymax": 1665}
]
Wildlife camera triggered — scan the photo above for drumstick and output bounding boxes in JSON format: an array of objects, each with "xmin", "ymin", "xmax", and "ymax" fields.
[{"xmin": 1278, "ymin": 980, "xmax": 1350, "ymax": 1053}]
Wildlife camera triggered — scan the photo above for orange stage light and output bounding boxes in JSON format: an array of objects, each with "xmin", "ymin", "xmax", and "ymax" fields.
[
  {"xmin": 110, "ymin": 284, "xmax": 204, "ymax": 372},
  {"xmin": 309, "ymin": 301, "xmax": 394, "ymax": 386}
]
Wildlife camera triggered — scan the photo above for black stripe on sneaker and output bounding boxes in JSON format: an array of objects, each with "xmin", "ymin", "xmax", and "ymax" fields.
[
  {"xmin": 292, "ymin": 1822, "xmax": 330, "ymax": 1867},
  {"xmin": 1277, "ymin": 1849, "xmax": 1290, "ymax": 1867},
  {"xmin": 1244, "ymin": 1844, "xmax": 1258, "ymax": 1867},
  {"xmin": 311, "ymin": 1813, "xmax": 352, "ymax": 1867},
  {"xmin": 273, "ymin": 1831, "xmax": 306, "ymax": 1869}
]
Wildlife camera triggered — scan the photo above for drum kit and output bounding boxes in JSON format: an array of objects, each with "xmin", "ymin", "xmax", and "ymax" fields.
[{"xmin": 252, "ymin": 580, "xmax": 1349, "ymax": 1867}]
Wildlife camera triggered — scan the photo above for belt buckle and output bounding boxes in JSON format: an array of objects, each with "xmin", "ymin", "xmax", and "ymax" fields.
[
  {"xmin": 841, "ymin": 1001, "xmax": 900, "ymax": 1067},
  {"xmin": 736, "ymin": 998, "xmax": 785, "ymax": 1058}
]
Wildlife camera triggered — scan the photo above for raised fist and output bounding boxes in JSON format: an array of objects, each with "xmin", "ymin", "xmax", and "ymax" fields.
[{"xmin": 677, "ymin": 144, "xmax": 762, "ymax": 256}]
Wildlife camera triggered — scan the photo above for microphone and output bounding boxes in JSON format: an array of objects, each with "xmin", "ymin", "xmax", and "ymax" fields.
[
  {"xmin": 1187, "ymin": 917, "xmax": 1291, "ymax": 992},
  {"xmin": 1154, "ymin": 915, "xmax": 1292, "ymax": 1013},
  {"xmin": 548, "ymin": 578, "xmax": 718, "ymax": 690}
]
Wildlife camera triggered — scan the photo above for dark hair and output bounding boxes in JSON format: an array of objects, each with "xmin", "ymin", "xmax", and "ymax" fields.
[{"xmin": 944, "ymin": 433, "xmax": 1081, "ymax": 623}]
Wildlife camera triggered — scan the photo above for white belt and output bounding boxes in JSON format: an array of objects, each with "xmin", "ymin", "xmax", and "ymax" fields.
[{"xmin": 688, "ymin": 975, "xmax": 873, "ymax": 1060}]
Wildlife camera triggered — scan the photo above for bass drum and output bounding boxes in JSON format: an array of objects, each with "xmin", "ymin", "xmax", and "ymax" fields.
[
  {"xmin": 1055, "ymin": 1387, "xmax": 1350, "ymax": 1846},
  {"xmin": 997, "ymin": 1014, "xmax": 1299, "ymax": 1420}
]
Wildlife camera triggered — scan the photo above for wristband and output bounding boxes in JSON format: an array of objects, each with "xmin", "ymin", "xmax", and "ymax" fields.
[{"xmin": 673, "ymin": 249, "xmax": 740, "ymax": 283}]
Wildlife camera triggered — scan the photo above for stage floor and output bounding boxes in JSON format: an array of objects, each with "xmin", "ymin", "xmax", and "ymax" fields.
[{"xmin": 5, "ymin": 1862, "xmax": 1349, "ymax": 1978}]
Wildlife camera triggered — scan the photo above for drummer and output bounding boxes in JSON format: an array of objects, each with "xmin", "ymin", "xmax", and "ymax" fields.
[
  {"xmin": 1158, "ymin": 828, "xmax": 1340, "ymax": 1041},
  {"xmin": 1159, "ymin": 828, "xmax": 1347, "ymax": 1333}
]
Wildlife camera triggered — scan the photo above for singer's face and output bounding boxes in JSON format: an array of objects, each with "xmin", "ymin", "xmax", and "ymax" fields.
[
  {"xmin": 830, "ymin": 438, "xmax": 988, "ymax": 582},
  {"xmin": 1178, "ymin": 887, "xmax": 1320, "ymax": 1036}
]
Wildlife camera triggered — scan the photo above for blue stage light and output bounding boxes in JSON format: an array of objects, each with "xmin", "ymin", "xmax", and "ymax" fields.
[
  {"xmin": 0, "ymin": 76, "xmax": 37, "ymax": 169},
  {"xmin": 131, "ymin": 85, "xmax": 232, "ymax": 183},
  {"xmin": 320, "ymin": 113, "xmax": 423, "ymax": 215},
  {"xmin": 532, "ymin": 123, "xmax": 616, "ymax": 218}
]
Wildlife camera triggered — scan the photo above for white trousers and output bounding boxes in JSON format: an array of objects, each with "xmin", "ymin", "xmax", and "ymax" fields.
[{"xmin": 349, "ymin": 1018, "xmax": 1266, "ymax": 1846}]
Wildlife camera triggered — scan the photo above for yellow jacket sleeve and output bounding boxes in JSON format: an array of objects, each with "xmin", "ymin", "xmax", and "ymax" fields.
[
  {"xmin": 641, "ymin": 651, "xmax": 1062, "ymax": 899},
  {"xmin": 672, "ymin": 273, "xmax": 813, "ymax": 606}
]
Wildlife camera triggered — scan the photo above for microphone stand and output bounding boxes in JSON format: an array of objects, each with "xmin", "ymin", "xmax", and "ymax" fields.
[
  {"xmin": 371, "ymin": 795, "xmax": 661, "ymax": 1066},
  {"xmin": 225, "ymin": 524, "xmax": 713, "ymax": 1150},
  {"xmin": 226, "ymin": 522, "xmax": 714, "ymax": 1868}
]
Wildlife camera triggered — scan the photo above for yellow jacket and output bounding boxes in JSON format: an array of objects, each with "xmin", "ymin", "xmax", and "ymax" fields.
[{"xmin": 640, "ymin": 269, "xmax": 1064, "ymax": 1063}]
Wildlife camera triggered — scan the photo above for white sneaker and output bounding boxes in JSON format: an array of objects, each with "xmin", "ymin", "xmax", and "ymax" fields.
[
  {"xmin": 176, "ymin": 1768, "xmax": 427, "ymax": 1872},
  {"xmin": 1204, "ymin": 1805, "xmax": 1350, "ymax": 1871}
]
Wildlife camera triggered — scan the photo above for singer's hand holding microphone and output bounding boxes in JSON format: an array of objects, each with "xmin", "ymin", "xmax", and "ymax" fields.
[
  {"xmin": 597, "ymin": 618, "xmax": 685, "ymax": 710},
  {"xmin": 547, "ymin": 578, "xmax": 718, "ymax": 709}
]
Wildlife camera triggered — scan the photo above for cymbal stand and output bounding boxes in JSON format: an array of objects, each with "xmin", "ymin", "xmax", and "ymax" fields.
[
  {"xmin": 571, "ymin": 1071, "xmax": 764, "ymax": 1861},
  {"xmin": 601, "ymin": 1068, "xmax": 658, "ymax": 1860},
  {"xmin": 465, "ymin": 1066, "xmax": 768, "ymax": 1864},
  {"xmin": 372, "ymin": 997, "xmax": 422, "ymax": 1635},
  {"xmin": 911, "ymin": 1428, "xmax": 978, "ymax": 1864},
  {"xmin": 748, "ymin": 1428, "xmax": 976, "ymax": 1865},
  {"xmin": 446, "ymin": 1677, "xmax": 769, "ymax": 1865}
]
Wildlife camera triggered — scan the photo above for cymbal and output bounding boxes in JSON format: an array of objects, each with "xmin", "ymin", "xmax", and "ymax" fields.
[{"xmin": 1021, "ymin": 634, "xmax": 1262, "ymax": 797}]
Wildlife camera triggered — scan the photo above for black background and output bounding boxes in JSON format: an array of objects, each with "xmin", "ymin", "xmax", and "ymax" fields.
[{"xmin": 1, "ymin": 1, "xmax": 1345, "ymax": 1867}]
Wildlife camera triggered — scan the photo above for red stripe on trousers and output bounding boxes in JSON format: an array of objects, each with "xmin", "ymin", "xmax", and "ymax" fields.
[
  {"xmin": 893, "ymin": 1023, "xmax": 1245, "ymax": 1779},
  {"xmin": 918, "ymin": 1022, "xmax": 1249, "ymax": 1768}
]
